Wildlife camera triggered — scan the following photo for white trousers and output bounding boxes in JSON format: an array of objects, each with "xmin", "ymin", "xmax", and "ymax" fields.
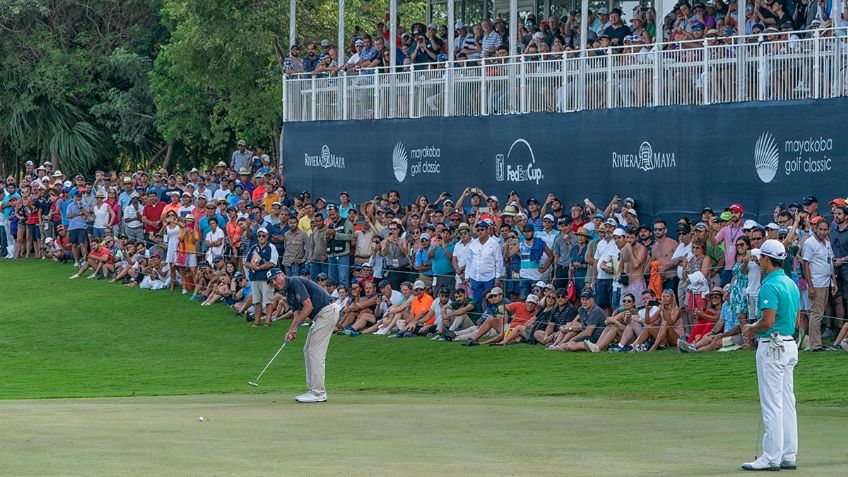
[
  {"xmin": 756, "ymin": 338, "xmax": 798, "ymax": 465},
  {"xmin": 304, "ymin": 303, "xmax": 340, "ymax": 395}
]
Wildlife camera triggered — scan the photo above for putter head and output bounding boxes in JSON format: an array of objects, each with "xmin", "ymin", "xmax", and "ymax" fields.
[{"xmin": 248, "ymin": 382, "xmax": 259, "ymax": 387}]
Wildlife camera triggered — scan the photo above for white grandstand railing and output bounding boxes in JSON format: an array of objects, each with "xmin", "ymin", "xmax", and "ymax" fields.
[{"xmin": 282, "ymin": 27, "xmax": 848, "ymax": 122}]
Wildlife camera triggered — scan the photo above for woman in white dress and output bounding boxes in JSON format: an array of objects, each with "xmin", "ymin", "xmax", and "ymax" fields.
[
  {"xmin": 163, "ymin": 212, "xmax": 181, "ymax": 290},
  {"xmin": 92, "ymin": 192, "xmax": 114, "ymax": 240}
]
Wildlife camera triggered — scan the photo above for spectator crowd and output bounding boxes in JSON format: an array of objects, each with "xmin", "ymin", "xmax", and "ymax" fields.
[
  {"xmin": 284, "ymin": 0, "xmax": 847, "ymax": 77},
  {"xmin": 2, "ymin": 144, "xmax": 848, "ymax": 354}
]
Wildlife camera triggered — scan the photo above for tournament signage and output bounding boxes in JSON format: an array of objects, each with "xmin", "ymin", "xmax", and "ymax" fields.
[{"xmin": 283, "ymin": 98, "xmax": 847, "ymax": 224}]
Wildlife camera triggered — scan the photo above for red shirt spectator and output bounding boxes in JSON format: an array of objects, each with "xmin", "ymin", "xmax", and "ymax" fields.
[{"xmin": 142, "ymin": 193, "xmax": 165, "ymax": 235}]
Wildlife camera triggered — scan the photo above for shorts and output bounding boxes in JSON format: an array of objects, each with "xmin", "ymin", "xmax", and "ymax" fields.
[
  {"xmin": 92, "ymin": 227, "xmax": 106, "ymax": 239},
  {"xmin": 746, "ymin": 294, "xmax": 759, "ymax": 322},
  {"xmin": 27, "ymin": 224, "xmax": 41, "ymax": 240},
  {"xmin": 573, "ymin": 327, "xmax": 604, "ymax": 343},
  {"xmin": 595, "ymin": 279, "xmax": 613, "ymax": 308},
  {"xmin": 68, "ymin": 229, "xmax": 87, "ymax": 245},
  {"xmin": 251, "ymin": 280, "xmax": 275, "ymax": 307}
]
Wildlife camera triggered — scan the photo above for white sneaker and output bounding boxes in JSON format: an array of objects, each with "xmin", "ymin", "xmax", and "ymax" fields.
[
  {"xmin": 583, "ymin": 340, "xmax": 600, "ymax": 353},
  {"xmin": 840, "ymin": 340, "xmax": 848, "ymax": 352},
  {"xmin": 69, "ymin": 274, "xmax": 79, "ymax": 279},
  {"xmin": 295, "ymin": 392, "xmax": 327, "ymax": 403},
  {"xmin": 741, "ymin": 459, "xmax": 779, "ymax": 471},
  {"xmin": 374, "ymin": 328, "xmax": 387, "ymax": 336}
]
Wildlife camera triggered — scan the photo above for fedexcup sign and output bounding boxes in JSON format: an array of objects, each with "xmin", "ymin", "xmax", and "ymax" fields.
[
  {"xmin": 392, "ymin": 142, "xmax": 441, "ymax": 183},
  {"xmin": 754, "ymin": 131, "xmax": 833, "ymax": 183},
  {"xmin": 495, "ymin": 139, "xmax": 544, "ymax": 184}
]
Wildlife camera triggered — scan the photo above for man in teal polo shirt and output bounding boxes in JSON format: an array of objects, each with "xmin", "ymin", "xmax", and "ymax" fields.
[{"xmin": 741, "ymin": 239, "xmax": 799, "ymax": 472}]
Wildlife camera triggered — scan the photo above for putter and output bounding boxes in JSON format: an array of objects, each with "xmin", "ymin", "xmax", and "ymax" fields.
[{"xmin": 247, "ymin": 322, "xmax": 309, "ymax": 387}]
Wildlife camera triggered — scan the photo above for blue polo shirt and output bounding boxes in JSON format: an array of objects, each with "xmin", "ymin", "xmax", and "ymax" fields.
[{"xmin": 756, "ymin": 269, "xmax": 800, "ymax": 338}]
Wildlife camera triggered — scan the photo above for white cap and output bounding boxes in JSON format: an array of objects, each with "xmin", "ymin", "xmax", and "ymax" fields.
[
  {"xmin": 526, "ymin": 294, "xmax": 539, "ymax": 304},
  {"xmin": 743, "ymin": 219, "xmax": 759, "ymax": 230},
  {"xmin": 487, "ymin": 195, "xmax": 499, "ymax": 203},
  {"xmin": 543, "ymin": 214, "xmax": 555, "ymax": 221},
  {"xmin": 765, "ymin": 222, "xmax": 780, "ymax": 230},
  {"xmin": 454, "ymin": 20, "xmax": 465, "ymax": 29},
  {"xmin": 257, "ymin": 227, "xmax": 269, "ymax": 235},
  {"xmin": 413, "ymin": 280, "xmax": 426, "ymax": 290},
  {"xmin": 751, "ymin": 239, "xmax": 787, "ymax": 260},
  {"xmin": 533, "ymin": 32, "xmax": 544, "ymax": 39},
  {"xmin": 612, "ymin": 228, "xmax": 625, "ymax": 237},
  {"xmin": 625, "ymin": 208, "xmax": 638, "ymax": 216},
  {"xmin": 420, "ymin": 232, "xmax": 431, "ymax": 241},
  {"xmin": 534, "ymin": 280, "xmax": 546, "ymax": 289}
]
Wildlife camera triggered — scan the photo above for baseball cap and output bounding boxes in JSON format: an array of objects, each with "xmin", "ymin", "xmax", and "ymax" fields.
[
  {"xmin": 257, "ymin": 227, "xmax": 269, "ymax": 235},
  {"xmin": 526, "ymin": 198, "xmax": 540, "ymax": 205},
  {"xmin": 743, "ymin": 219, "xmax": 759, "ymax": 230},
  {"xmin": 534, "ymin": 280, "xmax": 546, "ymax": 289},
  {"xmin": 543, "ymin": 214, "xmax": 555, "ymax": 222},
  {"xmin": 325, "ymin": 203, "xmax": 338, "ymax": 211},
  {"xmin": 413, "ymin": 280, "xmax": 426, "ymax": 290},
  {"xmin": 320, "ymin": 39, "xmax": 330, "ymax": 47},
  {"xmin": 454, "ymin": 20, "xmax": 465, "ymax": 29},
  {"xmin": 719, "ymin": 211, "xmax": 732, "ymax": 221},
  {"xmin": 702, "ymin": 207, "xmax": 714, "ymax": 214},
  {"xmin": 802, "ymin": 195, "xmax": 818, "ymax": 205},
  {"xmin": 526, "ymin": 294, "xmax": 539, "ymax": 304},
  {"xmin": 612, "ymin": 229, "xmax": 625, "ymax": 237},
  {"xmin": 265, "ymin": 267, "xmax": 283, "ymax": 282},
  {"xmin": 729, "ymin": 203, "xmax": 744, "ymax": 213},
  {"xmin": 751, "ymin": 239, "xmax": 787, "ymax": 260},
  {"xmin": 580, "ymin": 289, "xmax": 595, "ymax": 298},
  {"xmin": 765, "ymin": 222, "xmax": 779, "ymax": 230},
  {"xmin": 625, "ymin": 208, "xmax": 638, "ymax": 217},
  {"xmin": 316, "ymin": 272, "xmax": 328, "ymax": 280},
  {"xmin": 354, "ymin": 39, "xmax": 364, "ymax": 46},
  {"xmin": 487, "ymin": 287, "xmax": 504, "ymax": 297},
  {"xmin": 420, "ymin": 232, "xmax": 431, "ymax": 241},
  {"xmin": 522, "ymin": 224, "xmax": 535, "ymax": 232},
  {"xmin": 439, "ymin": 288, "xmax": 451, "ymax": 296},
  {"xmin": 237, "ymin": 140, "xmax": 246, "ymax": 146},
  {"xmin": 694, "ymin": 222, "xmax": 708, "ymax": 231},
  {"xmin": 678, "ymin": 223, "xmax": 692, "ymax": 234},
  {"xmin": 487, "ymin": 195, "xmax": 499, "ymax": 203},
  {"xmin": 593, "ymin": 213, "xmax": 606, "ymax": 220},
  {"xmin": 604, "ymin": 218, "xmax": 618, "ymax": 227},
  {"xmin": 378, "ymin": 280, "xmax": 391, "ymax": 288},
  {"xmin": 830, "ymin": 197, "xmax": 846, "ymax": 206}
]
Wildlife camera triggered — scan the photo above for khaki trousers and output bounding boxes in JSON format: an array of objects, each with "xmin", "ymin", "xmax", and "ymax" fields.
[
  {"xmin": 304, "ymin": 303, "xmax": 340, "ymax": 395},
  {"xmin": 807, "ymin": 287, "xmax": 829, "ymax": 350}
]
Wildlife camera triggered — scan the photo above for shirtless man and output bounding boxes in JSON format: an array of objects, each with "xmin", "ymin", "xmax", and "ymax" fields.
[
  {"xmin": 651, "ymin": 219, "xmax": 679, "ymax": 291},
  {"xmin": 620, "ymin": 228, "xmax": 648, "ymax": 306}
]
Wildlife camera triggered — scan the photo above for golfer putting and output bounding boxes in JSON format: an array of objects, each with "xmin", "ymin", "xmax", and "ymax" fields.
[
  {"xmin": 266, "ymin": 267, "xmax": 339, "ymax": 403},
  {"xmin": 741, "ymin": 240, "xmax": 800, "ymax": 471}
]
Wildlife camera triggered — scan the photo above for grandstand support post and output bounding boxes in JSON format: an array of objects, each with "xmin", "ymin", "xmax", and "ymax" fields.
[
  {"xmin": 390, "ymin": 0, "xmax": 397, "ymax": 72},
  {"xmin": 606, "ymin": 47, "xmax": 613, "ymax": 109},
  {"xmin": 578, "ymin": 0, "xmax": 588, "ymax": 110},
  {"xmin": 652, "ymin": 49, "xmax": 660, "ymax": 107},
  {"xmin": 448, "ymin": 0, "xmax": 455, "ymax": 63},
  {"xmin": 282, "ymin": 75, "xmax": 287, "ymax": 123},
  {"xmin": 408, "ymin": 66, "xmax": 415, "ymax": 118},
  {"xmin": 480, "ymin": 63, "xmax": 488, "ymax": 115},
  {"xmin": 757, "ymin": 41, "xmax": 767, "ymax": 101},
  {"xmin": 560, "ymin": 54, "xmax": 568, "ymax": 112},
  {"xmin": 310, "ymin": 76, "xmax": 317, "ymax": 120},
  {"xmin": 520, "ymin": 56, "xmax": 527, "ymax": 113},
  {"xmin": 508, "ymin": 0, "xmax": 518, "ymax": 113},
  {"xmin": 702, "ymin": 39, "xmax": 709, "ymax": 105},
  {"xmin": 289, "ymin": 0, "xmax": 296, "ymax": 49},
  {"xmin": 373, "ymin": 74, "xmax": 380, "ymax": 119},
  {"xmin": 342, "ymin": 71, "xmax": 349, "ymax": 120},
  {"xmin": 813, "ymin": 29, "xmax": 821, "ymax": 99},
  {"xmin": 338, "ymin": 0, "xmax": 346, "ymax": 65}
]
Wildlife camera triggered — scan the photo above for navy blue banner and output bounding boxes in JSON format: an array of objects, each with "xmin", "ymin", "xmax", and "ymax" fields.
[{"xmin": 282, "ymin": 98, "xmax": 846, "ymax": 224}]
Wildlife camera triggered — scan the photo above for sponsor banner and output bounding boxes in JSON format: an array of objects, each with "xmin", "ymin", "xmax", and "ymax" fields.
[{"xmin": 282, "ymin": 98, "xmax": 847, "ymax": 224}]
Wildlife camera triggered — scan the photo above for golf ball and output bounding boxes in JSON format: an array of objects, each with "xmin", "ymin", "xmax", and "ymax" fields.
[{"xmin": 198, "ymin": 416, "xmax": 205, "ymax": 422}]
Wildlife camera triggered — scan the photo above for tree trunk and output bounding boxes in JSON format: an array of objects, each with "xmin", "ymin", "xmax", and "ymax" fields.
[
  {"xmin": 51, "ymin": 150, "xmax": 60, "ymax": 170},
  {"xmin": 0, "ymin": 135, "xmax": 5, "ymax": 179},
  {"xmin": 161, "ymin": 142, "xmax": 175, "ymax": 172}
]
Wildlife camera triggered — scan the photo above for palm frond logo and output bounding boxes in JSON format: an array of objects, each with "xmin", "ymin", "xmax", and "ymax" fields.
[
  {"xmin": 392, "ymin": 142, "xmax": 408, "ymax": 183},
  {"xmin": 754, "ymin": 132, "xmax": 780, "ymax": 183}
]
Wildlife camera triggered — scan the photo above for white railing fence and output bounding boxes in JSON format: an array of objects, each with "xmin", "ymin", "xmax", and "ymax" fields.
[{"xmin": 283, "ymin": 28, "xmax": 848, "ymax": 122}]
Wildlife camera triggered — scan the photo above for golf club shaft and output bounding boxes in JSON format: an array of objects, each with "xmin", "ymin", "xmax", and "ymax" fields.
[{"xmin": 252, "ymin": 340, "xmax": 288, "ymax": 384}]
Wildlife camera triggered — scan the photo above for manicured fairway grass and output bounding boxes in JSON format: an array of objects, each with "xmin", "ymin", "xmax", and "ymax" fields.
[
  {"xmin": 2, "ymin": 260, "xmax": 846, "ymax": 404},
  {"xmin": 2, "ymin": 261, "xmax": 847, "ymax": 476}
]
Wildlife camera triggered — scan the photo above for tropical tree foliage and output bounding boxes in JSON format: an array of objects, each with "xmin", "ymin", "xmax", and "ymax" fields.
[{"xmin": 0, "ymin": 0, "xmax": 427, "ymax": 177}]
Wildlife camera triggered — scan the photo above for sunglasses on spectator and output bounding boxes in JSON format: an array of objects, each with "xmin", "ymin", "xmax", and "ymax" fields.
[
  {"xmin": 317, "ymin": 277, "xmax": 326, "ymax": 281},
  {"xmin": 622, "ymin": 299, "xmax": 634, "ymax": 303},
  {"xmin": 257, "ymin": 233, "xmax": 268, "ymax": 237},
  {"xmin": 414, "ymin": 288, "xmax": 424, "ymax": 292},
  {"xmin": 736, "ymin": 242, "xmax": 747, "ymax": 247},
  {"xmin": 654, "ymin": 227, "xmax": 666, "ymax": 231}
]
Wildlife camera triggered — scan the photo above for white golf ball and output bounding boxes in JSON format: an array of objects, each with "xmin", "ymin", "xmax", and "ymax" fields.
[{"xmin": 198, "ymin": 416, "xmax": 205, "ymax": 422}]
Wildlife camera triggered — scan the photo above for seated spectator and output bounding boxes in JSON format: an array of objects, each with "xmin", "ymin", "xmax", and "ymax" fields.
[
  {"xmin": 530, "ymin": 289, "xmax": 578, "ymax": 346},
  {"xmin": 551, "ymin": 289, "xmax": 606, "ymax": 352},
  {"xmin": 679, "ymin": 286, "xmax": 722, "ymax": 352},
  {"xmin": 436, "ymin": 287, "xmax": 477, "ymax": 340},
  {"xmin": 491, "ymin": 294, "xmax": 541, "ymax": 345},
  {"xmin": 458, "ymin": 286, "xmax": 508, "ymax": 345},
  {"xmin": 69, "ymin": 240, "xmax": 113, "ymax": 280},
  {"xmin": 393, "ymin": 280, "xmax": 434, "ymax": 337},
  {"xmin": 372, "ymin": 281, "xmax": 414, "ymax": 335},
  {"xmin": 340, "ymin": 280, "xmax": 380, "ymax": 335},
  {"xmin": 140, "ymin": 253, "xmax": 170, "ymax": 290},
  {"xmin": 688, "ymin": 284, "xmax": 742, "ymax": 352}
]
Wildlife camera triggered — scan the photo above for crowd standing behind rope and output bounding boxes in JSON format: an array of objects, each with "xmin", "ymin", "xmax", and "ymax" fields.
[{"xmin": 2, "ymin": 147, "xmax": 848, "ymax": 353}]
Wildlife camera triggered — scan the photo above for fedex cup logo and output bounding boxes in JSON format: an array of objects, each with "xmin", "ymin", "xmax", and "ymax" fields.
[{"xmin": 495, "ymin": 139, "xmax": 544, "ymax": 185}]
